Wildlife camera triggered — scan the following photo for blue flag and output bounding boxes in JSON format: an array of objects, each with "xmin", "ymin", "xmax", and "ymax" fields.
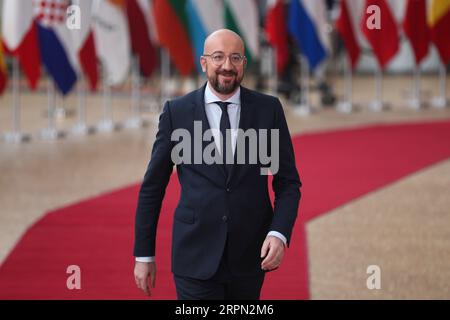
[{"xmin": 288, "ymin": 0, "xmax": 328, "ymax": 70}]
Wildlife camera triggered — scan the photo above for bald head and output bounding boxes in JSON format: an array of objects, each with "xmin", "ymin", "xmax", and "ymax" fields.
[{"xmin": 203, "ymin": 29, "xmax": 245, "ymax": 55}]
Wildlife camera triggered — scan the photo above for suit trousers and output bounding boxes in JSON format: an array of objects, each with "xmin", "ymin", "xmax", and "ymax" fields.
[{"xmin": 173, "ymin": 240, "xmax": 265, "ymax": 300}]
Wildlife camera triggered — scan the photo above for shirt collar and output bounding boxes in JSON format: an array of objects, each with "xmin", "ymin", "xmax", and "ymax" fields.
[{"xmin": 205, "ymin": 82, "xmax": 241, "ymax": 106}]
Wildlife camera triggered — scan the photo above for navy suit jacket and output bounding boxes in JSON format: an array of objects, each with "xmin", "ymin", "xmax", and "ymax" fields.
[{"xmin": 134, "ymin": 84, "xmax": 302, "ymax": 280}]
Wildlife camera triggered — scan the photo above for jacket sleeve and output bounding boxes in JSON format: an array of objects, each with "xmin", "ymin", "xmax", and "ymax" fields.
[
  {"xmin": 134, "ymin": 101, "xmax": 175, "ymax": 257},
  {"xmin": 270, "ymin": 99, "xmax": 302, "ymax": 246}
]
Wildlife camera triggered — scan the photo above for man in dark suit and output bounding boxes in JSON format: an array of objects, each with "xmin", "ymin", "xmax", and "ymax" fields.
[{"xmin": 134, "ymin": 29, "xmax": 301, "ymax": 300}]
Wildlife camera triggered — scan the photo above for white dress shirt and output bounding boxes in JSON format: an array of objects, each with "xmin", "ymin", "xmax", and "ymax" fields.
[{"xmin": 135, "ymin": 83, "xmax": 286, "ymax": 263}]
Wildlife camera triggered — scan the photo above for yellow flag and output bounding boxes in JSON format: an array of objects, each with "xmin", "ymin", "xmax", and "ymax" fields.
[
  {"xmin": 428, "ymin": 0, "xmax": 450, "ymax": 26},
  {"xmin": 109, "ymin": 0, "xmax": 125, "ymax": 8},
  {"xmin": 428, "ymin": 0, "xmax": 450, "ymax": 63}
]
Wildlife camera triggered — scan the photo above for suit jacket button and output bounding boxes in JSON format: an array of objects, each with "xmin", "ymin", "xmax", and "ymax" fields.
[
  {"xmin": 226, "ymin": 188, "xmax": 231, "ymax": 193},
  {"xmin": 222, "ymin": 216, "xmax": 228, "ymax": 222}
]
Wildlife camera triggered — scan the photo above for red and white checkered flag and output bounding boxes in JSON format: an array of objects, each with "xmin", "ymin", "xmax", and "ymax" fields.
[{"xmin": 33, "ymin": 0, "xmax": 70, "ymax": 26}]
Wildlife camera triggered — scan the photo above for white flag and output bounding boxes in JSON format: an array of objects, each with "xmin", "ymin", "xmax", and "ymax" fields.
[{"xmin": 92, "ymin": 0, "xmax": 130, "ymax": 86}]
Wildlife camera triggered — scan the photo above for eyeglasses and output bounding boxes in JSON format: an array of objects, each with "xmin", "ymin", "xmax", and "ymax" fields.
[{"xmin": 202, "ymin": 52, "xmax": 246, "ymax": 66}]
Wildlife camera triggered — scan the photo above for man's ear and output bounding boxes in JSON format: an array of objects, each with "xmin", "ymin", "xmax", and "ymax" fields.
[{"xmin": 200, "ymin": 57, "xmax": 206, "ymax": 73}]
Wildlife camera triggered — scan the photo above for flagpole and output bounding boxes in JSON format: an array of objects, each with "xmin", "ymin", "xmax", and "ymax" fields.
[
  {"xmin": 407, "ymin": 65, "xmax": 422, "ymax": 109},
  {"xmin": 125, "ymin": 55, "xmax": 147, "ymax": 128},
  {"xmin": 4, "ymin": 58, "xmax": 31, "ymax": 143},
  {"xmin": 369, "ymin": 65, "xmax": 388, "ymax": 112},
  {"xmin": 431, "ymin": 62, "xmax": 448, "ymax": 109},
  {"xmin": 96, "ymin": 67, "xmax": 119, "ymax": 132},
  {"xmin": 150, "ymin": 48, "xmax": 171, "ymax": 127},
  {"xmin": 337, "ymin": 55, "xmax": 354, "ymax": 113},
  {"xmin": 294, "ymin": 55, "xmax": 312, "ymax": 116},
  {"xmin": 40, "ymin": 80, "xmax": 64, "ymax": 140},
  {"xmin": 97, "ymin": 81, "xmax": 114, "ymax": 132},
  {"xmin": 160, "ymin": 48, "xmax": 170, "ymax": 110},
  {"xmin": 268, "ymin": 46, "xmax": 278, "ymax": 96},
  {"xmin": 72, "ymin": 75, "xmax": 94, "ymax": 135},
  {"xmin": 54, "ymin": 90, "xmax": 67, "ymax": 119}
]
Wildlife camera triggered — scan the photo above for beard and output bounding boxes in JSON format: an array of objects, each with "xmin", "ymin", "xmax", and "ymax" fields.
[{"xmin": 209, "ymin": 69, "xmax": 243, "ymax": 95}]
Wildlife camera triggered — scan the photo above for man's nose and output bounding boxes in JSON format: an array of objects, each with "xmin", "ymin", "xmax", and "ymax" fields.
[{"xmin": 222, "ymin": 56, "xmax": 233, "ymax": 70}]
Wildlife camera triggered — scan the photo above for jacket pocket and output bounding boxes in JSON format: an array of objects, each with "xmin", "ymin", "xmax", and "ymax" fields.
[{"xmin": 174, "ymin": 206, "xmax": 195, "ymax": 224}]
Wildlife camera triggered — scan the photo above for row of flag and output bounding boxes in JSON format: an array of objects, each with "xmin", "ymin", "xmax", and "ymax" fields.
[
  {"xmin": 340, "ymin": 0, "xmax": 450, "ymax": 70},
  {"xmin": 0, "ymin": 0, "xmax": 260, "ymax": 97},
  {"xmin": 268, "ymin": 0, "xmax": 450, "ymax": 74},
  {"xmin": 0, "ymin": 0, "xmax": 147, "ymax": 95},
  {"xmin": 1, "ymin": 0, "xmax": 450, "ymax": 98}
]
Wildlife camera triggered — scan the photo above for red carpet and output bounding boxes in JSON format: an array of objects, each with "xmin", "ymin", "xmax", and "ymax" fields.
[{"xmin": 1, "ymin": 120, "xmax": 450, "ymax": 299}]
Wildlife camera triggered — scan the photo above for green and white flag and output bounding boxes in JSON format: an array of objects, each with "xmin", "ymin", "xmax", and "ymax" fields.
[{"xmin": 224, "ymin": 0, "xmax": 260, "ymax": 64}]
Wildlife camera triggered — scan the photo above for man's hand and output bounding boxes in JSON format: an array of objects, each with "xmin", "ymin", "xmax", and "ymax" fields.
[
  {"xmin": 260, "ymin": 236, "xmax": 285, "ymax": 271},
  {"xmin": 134, "ymin": 261, "xmax": 156, "ymax": 296}
]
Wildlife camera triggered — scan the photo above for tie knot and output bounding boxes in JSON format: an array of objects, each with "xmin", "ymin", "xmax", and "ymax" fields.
[{"xmin": 215, "ymin": 101, "xmax": 231, "ymax": 113}]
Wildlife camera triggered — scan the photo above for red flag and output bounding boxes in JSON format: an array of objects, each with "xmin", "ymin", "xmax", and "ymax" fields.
[
  {"xmin": 0, "ymin": 41, "xmax": 7, "ymax": 94},
  {"xmin": 336, "ymin": 0, "xmax": 361, "ymax": 69},
  {"xmin": 429, "ymin": 0, "xmax": 450, "ymax": 64},
  {"xmin": 1, "ymin": 0, "xmax": 41, "ymax": 90},
  {"xmin": 78, "ymin": 32, "xmax": 98, "ymax": 91},
  {"xmin": 265, "ymin": 0, "xmax": 289, "ymax": 74},
  {"xmin": 72, "ymin": 0, "xmax": 99, "ymax": 91},
  {"xmin": 403, "ymin": 0, "xmax": 430, "ymax": 65},
  {"xmin": 153, "ymin": 0, "xmax": 195, "ymax": 76},
  {"xmin": 125, "ymin": 0, "xmax": 158, "ymax": 77},
  {"xmin": 361, "ymin": 0, "xmax": 399, "ymax": 69}
]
